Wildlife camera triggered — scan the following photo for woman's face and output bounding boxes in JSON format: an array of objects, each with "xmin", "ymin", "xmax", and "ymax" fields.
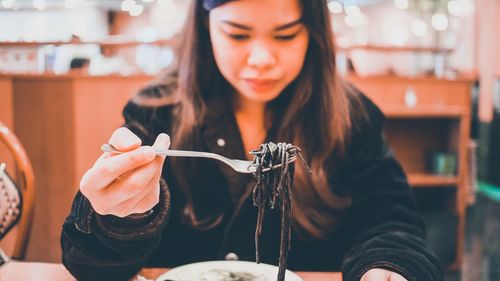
[{"xmin": 208, "ymin": 0, "xmax": 309, "ymax": 105}]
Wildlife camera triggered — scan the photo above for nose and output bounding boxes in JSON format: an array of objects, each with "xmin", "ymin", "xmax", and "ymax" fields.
[{"xmin": 247, "ymin": 42, "xmax": 276, "ymax": 69}]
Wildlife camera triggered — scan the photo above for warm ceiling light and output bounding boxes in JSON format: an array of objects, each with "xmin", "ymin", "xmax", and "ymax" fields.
[
  {"xmin": 65, "ymin": 0, "xmax": 83, "ymax": 9},
  {"xmin": 344, "ymin": 5, "xmax": 366, "ymax": 28},
  {"xmin": 1, "ymin": 0, "xmax": 15, "ymax": 8},
  {"xmin": 121, "ymin": 0, "xmax": 136, "ymax": 12},
  {"xmin": 327, "ymin": 0, "xmax": 343, "ymax": 14},
  {"xmin": 344, "ymin": 14, "xmax": 366, "ymax": 28},
  {"xmin": 384, "ymin": 25, "xmax": 409, "ymax": 46},
  {"xmin": 393, "ymin": 0, "xmax": 409, "ymax": 10},
  {"xmin": 448, "ymin": 0, "xmax": 475, "ymax": 17},
  {"xmin": 432, "ymin": 13, "xmax": 449, "ymax": 31},
  {"xmin": 344, "ymin": 5, "xmax": 361, "ymax": 16},
  {"xmin": 129, "ymin": 4, "xmax": 144, "ymax": 16},
  {"xmin": 33, "ymin": 0, "xmax": 47, "ymax": 11},
  {"xmin": 410, "ymin": 19, "xmax": 427, "ymax": 37}
]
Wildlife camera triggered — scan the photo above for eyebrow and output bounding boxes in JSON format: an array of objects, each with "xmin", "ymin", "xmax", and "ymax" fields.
[{"xmin": 221, "ymin": 18, "xmax": 303, "ymax": 31}]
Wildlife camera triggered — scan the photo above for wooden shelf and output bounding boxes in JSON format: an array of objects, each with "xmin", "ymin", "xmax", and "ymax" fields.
[
  {"xmin": 0, "ymin": 37, "xmax": 174, "ymax": 47},
  {"xmin": 349, "ymin": 73, "xmax": 472, "ymax": 268},
  {"xmin": 345, "ymin": 73, "xmax": 476, "ymax": 84},
  {"xmin": 408, "ymin": 174, "xmax": 459, "ymax": 187},
  {"xmin": 381, "ymin": 106, "xmax": 465, "ymax": 118},
  {"xmin": 0, "ymin": 73, "xmax": 154, "ymax": 79},
  {"xmin": 338, "ymin": 45, "xmax": 454, "ymax": 53}
]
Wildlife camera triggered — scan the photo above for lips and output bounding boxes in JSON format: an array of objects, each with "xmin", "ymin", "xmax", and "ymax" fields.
[{"xmin": 243, "ymin": 78, "xmax": 279, "ymax": 91}]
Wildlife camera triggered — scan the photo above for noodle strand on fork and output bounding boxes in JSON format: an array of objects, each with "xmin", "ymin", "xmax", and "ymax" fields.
[{"xmin": 250, "ymin": 142, "xmax": 311, "ymax": 281}]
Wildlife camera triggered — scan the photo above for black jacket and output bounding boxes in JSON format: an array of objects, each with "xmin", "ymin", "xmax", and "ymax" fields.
[{"xmin": 60, "ymin": 90, "xmax": 444, "ymax": 281}]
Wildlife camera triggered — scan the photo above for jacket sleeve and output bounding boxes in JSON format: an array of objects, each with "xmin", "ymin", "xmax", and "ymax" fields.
[
  {"xmin": 61, "ymin": 97, "xmax": 174, "ymax": 281},
  {"xmin": 340, "ymin": 95, "xmax": 444, "ymax": 281}
]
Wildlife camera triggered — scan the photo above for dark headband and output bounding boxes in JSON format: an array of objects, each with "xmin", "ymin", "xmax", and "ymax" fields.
[{"xmin": 203, "ymin": 0, "xmax": 233, "ymax": 10}]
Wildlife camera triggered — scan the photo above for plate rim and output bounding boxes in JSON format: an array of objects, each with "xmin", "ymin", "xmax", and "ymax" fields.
[{"xmin": 155, "ymin": 260, "xmax": 304, "ymax": 281}]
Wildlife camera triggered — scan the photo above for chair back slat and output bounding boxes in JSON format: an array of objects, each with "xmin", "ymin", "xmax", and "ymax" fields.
[{"xmin": 0, "ymin": 121, "xmax": 35, "ymax": 260}]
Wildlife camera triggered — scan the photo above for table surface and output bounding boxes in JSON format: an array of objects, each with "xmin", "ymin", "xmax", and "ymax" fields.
[{"xmin": 0, "ymin": 261, "xmax": 342, "ymax": 281}]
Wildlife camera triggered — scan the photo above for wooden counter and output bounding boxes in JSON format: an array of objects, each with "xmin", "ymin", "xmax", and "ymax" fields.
[{"xmin": 1, "ymin": 74, "xmax": 153, "ymax": 262}]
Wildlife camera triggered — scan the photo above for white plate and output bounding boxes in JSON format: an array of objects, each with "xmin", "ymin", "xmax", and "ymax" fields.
[{"xmin": 156, "ymin": 260, "xmax": 303, "ymax": 281}]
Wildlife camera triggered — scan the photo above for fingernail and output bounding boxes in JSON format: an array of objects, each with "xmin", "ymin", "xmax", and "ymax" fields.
[{"xmin": 159, "ymin": 133, "xmax": 171, "ymax": 149}]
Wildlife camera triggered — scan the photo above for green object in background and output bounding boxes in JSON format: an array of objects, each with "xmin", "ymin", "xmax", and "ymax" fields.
[
  {"xmin": 478, "ymin": 181, "xmax": 500, "ymax": 202},
  {"xmin": 427, "ymin": 151, "xmax": 457, "ymax": 176}
]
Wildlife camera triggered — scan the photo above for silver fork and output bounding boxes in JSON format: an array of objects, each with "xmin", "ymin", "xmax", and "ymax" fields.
[{"xmin": 101, "ymin": 144, "xmax": 296, "ymax": 174}]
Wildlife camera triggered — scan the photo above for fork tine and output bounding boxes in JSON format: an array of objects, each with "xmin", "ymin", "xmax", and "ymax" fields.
[{"xmin": 246, "ymin": 156, "xmax": 298, "ymax": 173}]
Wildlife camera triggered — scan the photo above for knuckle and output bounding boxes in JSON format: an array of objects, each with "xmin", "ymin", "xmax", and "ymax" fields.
[
  {"xmin": 152, "ymin": 196, "xmax": 160, "ymax": 206},
  {"xmin": 97, "ymin": 164, "xmax": 115, "ymax": 177},
  {"xmin": 129, "ymin": 151, "xmax": 146, "ymax": 163},
  {"xmin": 80, "ymin": 182, "xmax": 97, "ymax": 200},
  {"xmin": 145, "ymin": 188, "xmax": 160, "ymax": 207},
  {"xmin": 133, "ymin": 205, "xmax": 149, "ymax": 214},
  {"xmin": 136, "ymin": 200, "xmax": 156, "ymax": 214},
  {"xmin": 130, "ymin": 148, "xmax": 154, "ymax": 164},
  {"xmin": 92, "ymin": 204, "xmax": 109, "ymax": 215},
  {"xmin": 79, "ymin": 177, "xmax": 89, "ymax": 192},
  {"xmin": 114, "ymin": 210, "xmax": 132, "ymax": 218},
  {"xmin": 89, "ymin": 192, "xmax": 117, "ymax": 216},
  {"xmin": 79, "ymin": 185, "xmax": 91, "ymax": 198},
  {"xmin": 79, "ymin": 171, "xmax": 90, "ymax": 189},
  {"xmin": 127, "ymin": 177, "xmax": 145, "ymax": 191}
]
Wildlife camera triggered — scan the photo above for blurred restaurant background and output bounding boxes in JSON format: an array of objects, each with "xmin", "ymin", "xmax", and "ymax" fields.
[{"xmin": 0, "ymin": 0, "xmax": 499, "ymax": 280}]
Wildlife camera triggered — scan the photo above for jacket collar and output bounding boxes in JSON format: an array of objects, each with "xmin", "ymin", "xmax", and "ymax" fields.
[{"xmin": 200, "ymin": 94, "xmax": 257, "ymax": 203}]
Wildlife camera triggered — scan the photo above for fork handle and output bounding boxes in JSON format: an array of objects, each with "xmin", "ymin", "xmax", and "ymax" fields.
[
  {"xmin": 101, "ymin": 144, "xmax": 226, "ymax": 160},
  {"xmin": 155, "ymin": 149, "xmax": 221, "ymax": 159}
]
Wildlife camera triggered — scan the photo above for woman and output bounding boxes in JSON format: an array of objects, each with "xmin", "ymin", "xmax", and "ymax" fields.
[{"xmin": 61, "ymin": 0, "xmax": 444, "ymax": 280}]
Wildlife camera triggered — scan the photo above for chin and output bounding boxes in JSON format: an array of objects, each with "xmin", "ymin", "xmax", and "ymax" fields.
[
  {"xmin": 238, "ymin": 85, "xmax": 284, "ymax": 103},
  {"xmin": 243, "ymin": 92, "xmax": 281, "ymax": 103}
]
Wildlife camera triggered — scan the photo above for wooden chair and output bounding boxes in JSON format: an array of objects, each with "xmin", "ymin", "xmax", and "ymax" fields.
[{"xmin": 0, "ymin": 121, "xmax": 35, "ymax": 260}]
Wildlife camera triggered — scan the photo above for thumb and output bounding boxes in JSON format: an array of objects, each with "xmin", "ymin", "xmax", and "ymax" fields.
[{"xmin": 152, "ymin": 133, "xmax": 171, "ymax": 157}]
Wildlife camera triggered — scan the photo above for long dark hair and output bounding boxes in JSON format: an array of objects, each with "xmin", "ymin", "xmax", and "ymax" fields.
[{"xmin": 145, "ymin": 0, "xmax": 357, "ymax": 239}]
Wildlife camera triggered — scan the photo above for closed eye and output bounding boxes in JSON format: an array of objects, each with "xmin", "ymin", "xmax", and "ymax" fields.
[
  {"xmin": 228, "ymin": 34, "xmax": 250, "ymax": 41},
  {"xmin": 275, "ymin": 33, "xmax": 299, "ymax": 41}
]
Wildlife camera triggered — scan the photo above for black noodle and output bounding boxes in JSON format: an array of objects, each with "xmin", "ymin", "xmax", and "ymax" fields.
[{"xmin": 250, "ymin": 142, "xmax": 311, "ymax": 281}]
